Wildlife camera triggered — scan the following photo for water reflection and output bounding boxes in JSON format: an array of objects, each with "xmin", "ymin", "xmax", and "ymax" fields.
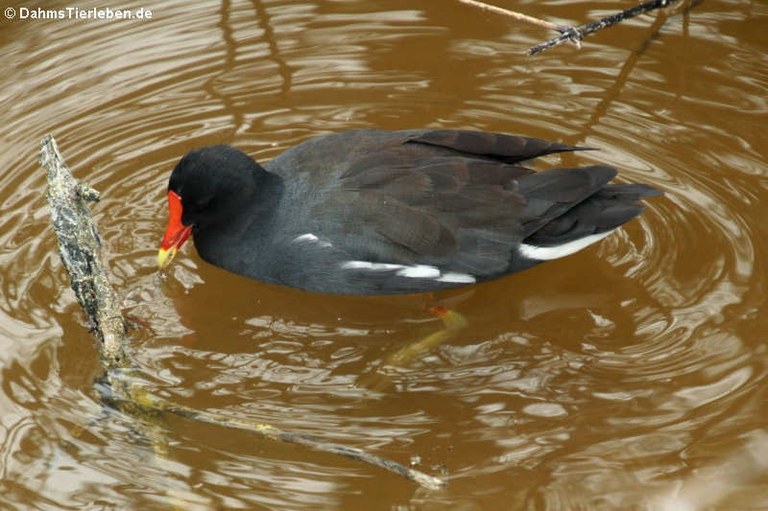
[{"xmin": 0, "ymin": 0, "xmax": 766, "ymax": 509}]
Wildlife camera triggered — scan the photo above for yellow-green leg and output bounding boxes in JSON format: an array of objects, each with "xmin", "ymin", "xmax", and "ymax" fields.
[{"xmin": 362, "ymin": 306, "xmax": 468, "ymax": 390}]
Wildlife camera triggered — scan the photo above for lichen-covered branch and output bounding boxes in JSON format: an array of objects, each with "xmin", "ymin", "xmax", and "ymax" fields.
[
  {"xmin": 41, "ymin": 135, "xmax": 127, "ymax": 365},
  {"xmin": 40, "ymin": 135, "xmax": 446, "ymax": 490},
  {"xmin": 528, "ymin": 0, "xmax": 680, "ymax": 56}
]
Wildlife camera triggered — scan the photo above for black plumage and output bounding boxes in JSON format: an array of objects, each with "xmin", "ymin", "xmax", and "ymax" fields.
[{"xmin": 161, "ymin": 129, "xmax": 661, "ymax": 294}]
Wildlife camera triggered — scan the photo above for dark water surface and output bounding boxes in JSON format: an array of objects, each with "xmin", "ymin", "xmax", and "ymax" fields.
[{"xmin": 1, "ymin": 1, "xmax": 766, "ymax": 509}]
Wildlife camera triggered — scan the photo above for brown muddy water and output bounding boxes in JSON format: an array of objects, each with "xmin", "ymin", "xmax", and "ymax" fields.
[{"xmin": 1, "ymin": 1, "xmax": 767, "ymax": 510}]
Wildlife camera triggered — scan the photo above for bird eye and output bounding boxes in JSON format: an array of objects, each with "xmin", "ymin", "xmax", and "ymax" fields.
[{"xmin": 192, "ymin": 196, "xmax": 213, "ymax": 210}]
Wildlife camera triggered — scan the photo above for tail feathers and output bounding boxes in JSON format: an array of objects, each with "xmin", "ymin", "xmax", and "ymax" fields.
[
  {"xmin": 519, "ymin": 182, "xmax": 662, "ymax": 262},
  {"xmin": 518, "ymin": 165, "xmax": 618, "ymax": 237},
  {"xmin": 590, "ymin": 183, "xmax": 663, "ymax": 201}
]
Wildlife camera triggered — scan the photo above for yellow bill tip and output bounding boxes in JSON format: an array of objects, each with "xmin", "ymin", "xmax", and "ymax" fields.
[{"xmin": 157, "ymin": 247, "xmax": 177, "ymax": 270}]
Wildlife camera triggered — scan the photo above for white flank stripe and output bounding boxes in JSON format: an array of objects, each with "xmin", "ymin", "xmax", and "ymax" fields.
[
  {"xmin": 396, "ymin": 265, "xmax": 441, "ymax": 279},
  {"xmin": 293, "ymin": 233, "xmax": 333, "ymax": 248},
  {"xmin": 293, "ymin": 233, "xmax": 318, "ymax": 243},
  {"xmin": 518, "ymin": 232, "xmax": 611, "ymax": 261},
  {"xmin": 436, "ymin": 272, "xmax": 476, "ymax": 284},
  {"xmin": 341, "ymin": 261, "xmax": 405, "ymax": 271},
  {"xmin": 341, "ymin": 261, "xmax": 476, "ymax": 284}
]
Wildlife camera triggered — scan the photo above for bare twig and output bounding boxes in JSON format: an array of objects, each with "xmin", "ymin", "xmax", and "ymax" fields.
[
  {"xmin": 458, "ymin": 0, "xmax": 683, "ymax": 56},
  {"xmin": 456, "ymin": 0, "xmax": 563, "ymax": 31},
  {"xmin": 40, "ymin": 135, "xmax": 446, "ymax": 490},
  {"xmin": 529, "ymin": 0, "xmax": 680, "ymax": 56}
]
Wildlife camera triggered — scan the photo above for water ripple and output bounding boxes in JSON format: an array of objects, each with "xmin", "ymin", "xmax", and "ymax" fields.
[{"xmin": 0, "ymin": 1, "xmax": 765, "ymax": 509}]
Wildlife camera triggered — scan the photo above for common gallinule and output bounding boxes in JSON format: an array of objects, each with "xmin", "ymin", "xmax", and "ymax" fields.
[{"xmin": 158, "ymin": 129, "xmax": 661, "ymax": 294}]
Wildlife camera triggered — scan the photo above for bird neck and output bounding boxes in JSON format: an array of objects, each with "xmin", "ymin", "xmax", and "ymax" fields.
[
  {"xmin": 247, "ymin": 165, "xmax": 284, "ymax": 221},
  {"xmin": 194, "ymin": 163, "xmax": 283, "ymax": 239}
]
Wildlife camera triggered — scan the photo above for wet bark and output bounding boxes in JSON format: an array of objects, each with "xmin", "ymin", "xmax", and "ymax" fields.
[{"xmin": 40, "ymin": 134, "xmax": 127, "ymax": 365}]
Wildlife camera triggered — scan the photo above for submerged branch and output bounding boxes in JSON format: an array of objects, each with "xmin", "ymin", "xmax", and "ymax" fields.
[
  {"xmin": 40, "ymin": 135, "xmax": 445, "ymax": 490},
  {"xmin": 103, "ymin": 376, "xmax": 446, "ymax": 490}
]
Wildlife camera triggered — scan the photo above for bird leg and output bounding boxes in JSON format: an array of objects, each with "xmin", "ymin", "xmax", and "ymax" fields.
[
  {"xmin": 385, "ymin": 306, "xmax": 468, "ymax": 367},
  {"xmin": 360, "ymin": 306, "xmax": 468, "ymax": 391}
]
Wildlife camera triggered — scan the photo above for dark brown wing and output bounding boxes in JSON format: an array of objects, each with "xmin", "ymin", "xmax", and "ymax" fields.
[
  {"xmin": 312, "ymin": 129, "xmax": 581, "ymax": 276},
  {"xmin": 406, "ymin": 129, "xmax": 580, "ymax": 164}
]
